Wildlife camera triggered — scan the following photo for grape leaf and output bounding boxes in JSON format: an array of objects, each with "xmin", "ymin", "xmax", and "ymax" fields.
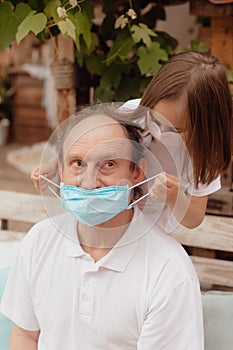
[
  {"xmin": 106, "ymin": 37, "xmax": 134, "ymax": 65},
  {"xmin": 16, "ymin": 11, "xmax": 47, "ymax": 44},
  {"xmin": 85, "ymin": 54, "xmax": 105, "ymax": 75},
  {"xmin": 69, "ymin": 12, "xmax": 92, "ymax": 51},
  {"xmin": 115, "ymin": 15, "xmax": 128, "ymax": 29},
  {"xmin": 131, "ymin": 23, "xmax": 157, "ymax": 48},
  {"xmin": 137, "ymin": 42, "xmax": 168, "ymax": 75},
  {"xmin": 58, "ymin": 18, "xmax": 76, "ymax": 41},
  {"xmin": 0, "ymin": 2, "xmax": 31, "ymax": 50},
  {"xmin": 44, "ymin": 0, "xmax": 61, "ymax": 21}
]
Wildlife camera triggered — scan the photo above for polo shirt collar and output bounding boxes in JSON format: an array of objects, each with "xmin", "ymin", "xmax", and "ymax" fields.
[
  {"xmin": 99, "ymin": 207, "xmax": 155, "ymax": 272},
  {"xmin": 65, "ymin": 207, "xmax": 155, "ymax": 272}
]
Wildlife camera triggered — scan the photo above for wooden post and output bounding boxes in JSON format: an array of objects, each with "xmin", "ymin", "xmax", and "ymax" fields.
[{"xmin": 51, "ymin": 35, "xmax": 77, "ymax": 123}]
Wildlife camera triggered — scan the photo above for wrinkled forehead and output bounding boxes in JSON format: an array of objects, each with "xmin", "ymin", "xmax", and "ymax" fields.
[{"xmin": 63, "ymin": 114, "xmax": 133, "ymax": 161}]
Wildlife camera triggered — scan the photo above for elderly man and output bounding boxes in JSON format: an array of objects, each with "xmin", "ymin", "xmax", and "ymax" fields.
[{"xmin": 1, "ymin": 105, "xmax": 204, "ymax": 349}]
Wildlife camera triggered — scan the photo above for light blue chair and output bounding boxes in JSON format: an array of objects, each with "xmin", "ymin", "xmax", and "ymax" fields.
[
  {"xmin": 202, "ymin": 291, "xmax": 233, "ymax": 350},
  {"xmin": 0, "ymin": 266, "xmax": 13, "ymax": 350}
]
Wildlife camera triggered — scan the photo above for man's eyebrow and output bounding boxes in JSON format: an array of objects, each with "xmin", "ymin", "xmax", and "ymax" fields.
[
  {"xmin": 92, "ymin": 150, "xmax": 127, "ymax": 161},
  {"xmin": 64, "ymin": 151, "xmax": 83, "ymax": 162},
  {"xmin": 65, "ymin": 149, "xmax": 127, "ymax": 162}
]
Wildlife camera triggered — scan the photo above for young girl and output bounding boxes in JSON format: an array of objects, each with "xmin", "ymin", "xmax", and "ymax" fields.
[{"xmin": 31, "ymin": 51, "xmax": 232, "ymax": 232}]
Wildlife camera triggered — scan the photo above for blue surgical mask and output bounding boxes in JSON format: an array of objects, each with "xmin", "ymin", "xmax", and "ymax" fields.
[
  {"xmin": 60, "ymin": 184, "xmax": 131, "ymax": 226},
  {"xmin": 41, "ymin": 174, "xmax": 161, "ymax": 226}
]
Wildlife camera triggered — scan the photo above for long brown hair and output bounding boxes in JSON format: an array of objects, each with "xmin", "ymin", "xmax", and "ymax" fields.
[{"xmin": 140, "ymin": 51, "xmax": 233, "ymax": 187}]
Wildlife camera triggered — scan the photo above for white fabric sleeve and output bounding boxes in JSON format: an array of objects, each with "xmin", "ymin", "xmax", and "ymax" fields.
[
  {"xmin": 0, "ymin": 238, "xmax": 40, "ymax": 331},
  {"xmin": 137, "ymin": 278, "xmax": 204, "ymax": 350},
  {"xmin": 189, "ymin": 176, "xmax": 221, "ymax": 197}
]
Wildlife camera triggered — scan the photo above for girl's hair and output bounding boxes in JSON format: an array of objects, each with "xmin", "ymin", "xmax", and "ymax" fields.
[{"xmin": 140, "ymin": 51, "xmax": 233, "ymax": 187}]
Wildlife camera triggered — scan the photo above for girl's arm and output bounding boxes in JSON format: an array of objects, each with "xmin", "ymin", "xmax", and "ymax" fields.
[
  {"xmin": 149, "ymin": 172, "xmax": 208, "ymax": 229},
  {"xmin": 9, "ymin": 324, "xmax": 39, "ymax": 350},
  {"xmin": 173, "ymin": 192, "xmax": 208, "ymax": 229}
]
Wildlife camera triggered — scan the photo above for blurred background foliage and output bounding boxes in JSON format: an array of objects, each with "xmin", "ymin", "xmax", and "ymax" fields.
[{"xmin": 0, "ymin": 0, "xmax": 181, "ymax": 102}]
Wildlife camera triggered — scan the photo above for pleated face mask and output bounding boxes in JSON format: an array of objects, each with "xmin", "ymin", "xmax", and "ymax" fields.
[{"xmin": 41, "ymin": 174, "xmax": 161, "ymax": 226}]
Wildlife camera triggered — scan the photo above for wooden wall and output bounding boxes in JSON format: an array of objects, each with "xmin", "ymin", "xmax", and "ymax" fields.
[{"xmin": 189, "ymin": 0, "xmax": 233, "ymax": 194}]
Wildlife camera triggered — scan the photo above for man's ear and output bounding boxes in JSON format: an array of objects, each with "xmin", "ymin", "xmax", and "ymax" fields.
[
  {"xmin": 133, "ymin": 158, "xmax": 148, "ymax": 184},
  {"xmin": 58, "ymin": 160, "xmax": 64, "ymax": 182}
]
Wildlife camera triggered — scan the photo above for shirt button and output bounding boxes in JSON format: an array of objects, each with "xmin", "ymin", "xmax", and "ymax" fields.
[
  {"xmin": 83, "ymin": 294, "xmax": 89, "ymax": 302},
  {"xmin": 84, "ymin": 275, "xmax": 91, "ymax": 282}
]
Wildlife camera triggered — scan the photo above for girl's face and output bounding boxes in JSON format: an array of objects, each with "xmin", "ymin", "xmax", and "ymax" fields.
[{"xmin": 152, "ymin": 99, "xmax": 187, "ymax": 133}]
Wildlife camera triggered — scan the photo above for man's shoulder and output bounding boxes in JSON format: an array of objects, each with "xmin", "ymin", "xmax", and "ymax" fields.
[
  {"xmin": 139, "ymin": 218, "xmax": 198, "ymax": 279},
  {"xmin": 29, "ymin": 212, "xmax": 70, "ymax": 231},
  {"xmin": 22, "ymin": 212, "xmax": 75, "ymax": 246}
]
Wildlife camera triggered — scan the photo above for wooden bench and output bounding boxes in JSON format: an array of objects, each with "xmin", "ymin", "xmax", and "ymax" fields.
[
  {"xmin": 0, "ymin": 190, "xmax": 60, "ymax": 267},
  {"xmin": 1, "ymin": 189, "xmax": 232, "ymax": 290},
  {"xmin": 0, "ymin": 190, "xmax": 52, "ymax": 232},
  {"xmin": 172, "ymin": 215, "xmax": 233, "ymax": 290}
]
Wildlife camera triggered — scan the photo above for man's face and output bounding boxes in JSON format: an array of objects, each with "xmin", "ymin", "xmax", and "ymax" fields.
[{"xmin": 60, "ymin": 115, "xmax": 144, "ymax": 190}]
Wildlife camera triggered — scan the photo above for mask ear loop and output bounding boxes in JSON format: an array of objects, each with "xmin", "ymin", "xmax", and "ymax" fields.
[
  {"xmin": 129, "ymin": 172, "xmax": 163, "ymax": 207},
  {"xmin": 40, "ymin": 175, "xmax": 60, "ymax": 199}
]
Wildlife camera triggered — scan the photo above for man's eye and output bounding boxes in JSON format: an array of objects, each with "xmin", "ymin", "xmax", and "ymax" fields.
[
  {"xmin": 102, "ymin": 161, "xmax": 114, "ymax": 168},
  {"xmin": 74, "ymin": 160, "xmax": 83, "ymax": 167}
]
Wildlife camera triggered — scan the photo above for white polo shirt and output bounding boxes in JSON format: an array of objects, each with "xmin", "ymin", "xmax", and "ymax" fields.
[{"xmin": 1, "ymin": 208, "xmax": 204, "ymax": 349}]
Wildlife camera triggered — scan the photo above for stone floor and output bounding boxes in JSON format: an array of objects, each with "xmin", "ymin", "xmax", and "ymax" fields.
[{"xmin": 0, "ymin": 143, "xmax": 36, "ymax": 194}]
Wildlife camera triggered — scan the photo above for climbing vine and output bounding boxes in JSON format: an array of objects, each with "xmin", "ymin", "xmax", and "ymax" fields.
[{"xmin": 0, "ymin": 0, "xmax": 178, "ymax": 102}]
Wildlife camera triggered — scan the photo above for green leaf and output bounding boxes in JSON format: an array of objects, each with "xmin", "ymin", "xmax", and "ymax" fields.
[
  {"xmin": 0, "ymin": 2, "xmax": 31, "ymax": 50},
  {"xmin": 131, "ymin": 23, "xmax": 157, "ymax": 48},
  {"xmin": 94, "ymin": 86, "xmax": 114, "ymax": 103},
  {"xmin": 58, "ymin": 18, "xmax": 76, "ymax": 41},
  {"xmin": 88, "ymin": 32, "xmax": 99, "ymax": 53},
  {"xmin": 85, "ymin": 54, "xmax": 105, "ymax": 75},
  {"xmin": 115, "ymin": 15, "xmax": 128, "ymax": 29},
  {"xmin": 105, "ymin": 37, "xmax": 134, "ymax": 65},
  {"xmin": 75, "ymin": 33, "xmax": 98, "ymax": 66},
  {"xmin": 78, "ymin": 13, "xmax": 92, "ymax": 50},
  {"xmin": 44, "ymin": 0, "xmax": 61, "ymax": 21},
  {"xmin": 99, "ymin": 63, "xmax": 131, "ymax": 91},
  {"xmin": 16, "ymin": 11, "xmax": 47, "ymax": 44},
  {"xmin": 100, "ymin": 67, "xmax": 121, "ymax": 90},
  {"xmin": 115, "ymin": 76, "xmax": 142, "ymax": 101},
  {"xmin": 190, "ymin": 39, "xmax": 210, "ymax": 53},
  {"xmin": 68, "ymin": 12, "xmax": 92, "ymax": 51},
  {"xmin": 137, "ymin": 42, "xmax": 168, "ymax": 75},
  {"xmin": 79, "ymin": 0, "xmax": 94, "ymax": 20}
]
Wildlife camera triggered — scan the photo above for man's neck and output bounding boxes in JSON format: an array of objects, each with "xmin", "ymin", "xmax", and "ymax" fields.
[{"xmin": 78, "ymin": 208, "xmax": 134, "ymax": 262}]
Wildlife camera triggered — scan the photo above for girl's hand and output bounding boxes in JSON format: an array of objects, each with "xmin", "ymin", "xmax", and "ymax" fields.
[
  {"xmin": 31, "ymin": 157, "xmax": 58, "ymax": 191},
  {"xmin": 149, "ymin": 172, "xmax": 208, "ymax": 229},
  {"xmin": 149, "ymin": 172, "xmax": 180, "ymax": 207},
  {"xmin": 31, "ymin": 165, "xmax": 49, "ymax": 191}
]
